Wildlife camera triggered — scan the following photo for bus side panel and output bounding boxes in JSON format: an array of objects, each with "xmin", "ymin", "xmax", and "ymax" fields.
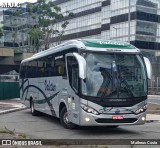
[
  {"xmin": 52, "ymin": 76, "xmax": 69, "ymax": 117},
  {"xmin": 34, "ymin": 76, "xmax": 69, "ymax": 117},
  {"xmin": 19, "ymin": 78, "xmax": 39, "ymax": 109},
  {"xmin": 57, "ymin": 78, "xmax": 80, "ymax": 125},
  {"xmin": 67, "ymin": 86, "xmax": 80, "ymax": 125},
  {"xmin": 34, "ymin": 75, "xmax": 81, "ymax": 125},
  {"xmin": 20, "ymin": 79, "xmax": 29, "ymax": 107},
  {"xmin": 36, "ymin": 77, "xmax": 56, "ymax": 116}
]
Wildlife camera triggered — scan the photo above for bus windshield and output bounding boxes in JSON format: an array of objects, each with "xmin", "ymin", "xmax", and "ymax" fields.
[{"xmin": 81, "ymin": 52, "xmax": 147, "ymax": 98}]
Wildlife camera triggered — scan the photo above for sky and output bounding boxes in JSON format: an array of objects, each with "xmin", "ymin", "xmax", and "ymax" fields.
[{"xmin": 0, "ymin": 0, "xmax": 37, "ymax": 5}]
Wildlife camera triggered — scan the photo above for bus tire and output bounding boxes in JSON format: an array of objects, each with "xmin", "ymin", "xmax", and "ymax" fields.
[
  {"xmin": 107, "ymin": 125, "xmax": 119, "ymax": 128},
  {"xmin": 60, "ymin": 107, "xmax": 76, "ymax": 129},
  {"xmin": 30, "ymin": 100, "xmax": 39, "ymax": 116}
]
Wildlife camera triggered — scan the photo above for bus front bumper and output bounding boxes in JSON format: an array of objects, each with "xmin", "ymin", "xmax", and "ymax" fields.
[{"xmin": 79, "ymin": 109, "xmax": 146, "ymax": 126}]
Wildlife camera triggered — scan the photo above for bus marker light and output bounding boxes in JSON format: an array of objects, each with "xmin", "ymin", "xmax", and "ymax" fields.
[
  {"xmin": 85, "ymin": 117, "xmax": 90, "ymax": 122},
  {"xmin": 142, "ymin": 117, "xmax": 145, "ymax": 121},
  {"xmin": 140, "ymin": 109, "xmax": 144, "ymax": 112}
]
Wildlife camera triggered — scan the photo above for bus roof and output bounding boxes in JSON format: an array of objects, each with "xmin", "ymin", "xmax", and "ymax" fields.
[
  {"xmin": 21, "ymin": 39, "xmax": 140, "ymax": 63},
  {"xmin": 81, "ymin": 39, "xmax": 136, "ymax": 49}
]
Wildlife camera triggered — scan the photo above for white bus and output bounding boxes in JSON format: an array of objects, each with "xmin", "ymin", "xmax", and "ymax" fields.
[{"xmin": 19, "ymin": 39, "xmax": 152, "ymax": 129}]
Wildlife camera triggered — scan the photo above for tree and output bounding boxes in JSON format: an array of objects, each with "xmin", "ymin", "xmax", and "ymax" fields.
[
  {"xmin": 5, "ymin": 0, "xmax": 73, "ymax": 52},
  {"xmin": 7, "ymin": 9, "xmax": 25, "ymax": 49},
  {"xmin": 27, "ymin": 0, "xmax": 74, "ymax": 51}
]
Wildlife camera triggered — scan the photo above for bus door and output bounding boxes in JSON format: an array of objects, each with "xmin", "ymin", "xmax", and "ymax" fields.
[{"xmin": 65, "ymin": 54, "xmax": 80, "ymax": 125}]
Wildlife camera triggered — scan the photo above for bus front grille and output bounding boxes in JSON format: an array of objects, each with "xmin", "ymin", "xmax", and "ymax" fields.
[{"xmin": 95, "ymin": 118, "xmax": 137, "ymax": 123}]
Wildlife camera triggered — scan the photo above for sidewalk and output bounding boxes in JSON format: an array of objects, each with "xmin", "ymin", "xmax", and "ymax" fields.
[
  {"xmin": 0, "ymin": 98, "xmax": 27, "ymax": 115},
  {"xmin": 148, "ymin": 95, "xmax": 160, "ymax": 98},
  {"xmin": 147, "ymin": 114, "xmax": 160, "ymax": 121}
]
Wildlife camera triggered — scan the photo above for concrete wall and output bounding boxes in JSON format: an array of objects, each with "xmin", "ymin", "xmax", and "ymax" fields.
[
  {"xmin": 0, "ymin": 51, "xmax": 34, "ymax": 74},
  {"xmin": 14, "ymin": 53, "xmax": 35, "ymax": 62},
  {"xmin": 0, "ymin": 48, "xmax": 14, "ymax": 57}
]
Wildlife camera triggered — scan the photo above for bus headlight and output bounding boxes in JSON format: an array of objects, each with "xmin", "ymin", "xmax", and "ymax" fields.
[
  {"xmin": 81, "ymin": 104, "xmax": 99, "ymax": 115},
  {"xmin": 135, "ymin": 105, "xmax": 147, "ymax": 114}
]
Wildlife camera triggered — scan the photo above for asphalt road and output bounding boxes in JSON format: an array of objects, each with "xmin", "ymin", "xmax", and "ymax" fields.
[
  {"xmin": 148, "ymin": 95, "xmax": 160, "ymax": 105},
  {"xmin": 0, "ymin": 109, "xmax": 160, "ymax": 140}
]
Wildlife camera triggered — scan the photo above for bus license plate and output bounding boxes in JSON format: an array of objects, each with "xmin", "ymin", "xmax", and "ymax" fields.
[{"xmin": 112, "ymin": 115, "xmax": 124, "ymax": 120}]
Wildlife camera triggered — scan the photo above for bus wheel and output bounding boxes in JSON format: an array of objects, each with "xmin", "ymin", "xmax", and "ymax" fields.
[
  {"xmin": 107, "ymin": 125, "xmax": 119, "ymax": 128},
  {"xmin": 30, "ymin": 100, "xmax": 39, "ymax": 116},
  {"xmin": 60, "ymin": 107, "xmax": 76, "ymax": 129}
]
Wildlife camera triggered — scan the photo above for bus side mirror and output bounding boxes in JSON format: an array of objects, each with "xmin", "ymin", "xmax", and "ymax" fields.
[
  {"xmin": 143, "ymin": 57, "xmax": 152, "ymax": 79},
  {"xmin": 73, "ymin": 53, "xmax": 87, "ymax": 79}
]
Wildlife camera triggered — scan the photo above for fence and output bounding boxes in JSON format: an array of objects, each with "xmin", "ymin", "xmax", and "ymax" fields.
[
  {"xmin": 0, "ymin": 82, "xmax": 20, "ymax": 100},
  {"xmin": 0, "ymin": 75, "xmax": 19, "ymax": 82},
  {"xmin": 148, "ymin": 77, "xmax": 160, "ymax": 95},
  {"xmin": 0, "ymin": 75, "xmax": 20, "ymax": 100}
]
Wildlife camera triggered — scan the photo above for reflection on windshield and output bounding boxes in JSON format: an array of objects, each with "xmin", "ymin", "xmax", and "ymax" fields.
[{"xmin": 82, "ymin": 53, "xmax": 147, "ymax": 98}]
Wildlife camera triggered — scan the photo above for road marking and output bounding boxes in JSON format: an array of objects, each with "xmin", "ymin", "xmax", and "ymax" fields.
[
  {"xmin": 148, "ymin": 102, "xmax": 160, "ymax": 105},
  {"xmin": 148, "ymin": 95, "xmax": 160, "ymax": 97},
  {"xmin": 148, "ymin": 98, "xmax": 160, "ymax": 100}
]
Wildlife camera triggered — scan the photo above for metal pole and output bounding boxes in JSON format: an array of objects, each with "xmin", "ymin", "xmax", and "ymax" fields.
[
  {"xmin": 128, "ymin": 0, "xmax": 131, "ymax": 42},
  {"xmin": 116, "ymin": 28, "xmax": 117, "ymax": 39},
  {"xmin": 151, "ymin": 77, "xmax": 153, "ymax": 94},
  {"xmin": 157, "ymin": 77, "xmax": 159, "ymax": 94},
  {"xmin": 113, "ymin": 27, "xmax": 117, "ymax": 39}
]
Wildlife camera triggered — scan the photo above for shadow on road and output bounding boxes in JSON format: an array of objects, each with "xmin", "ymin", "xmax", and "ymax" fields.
[
  {"xmin": 24, "ymin": 110, "xmax": 60, "ymax": 124},
  {"xmin": 24, "ymin": 110, "xmax": 139, "ymax": 136},
  {"xmin": 74, "ymin": 126, "xmax": 141, "ymax": 138}
]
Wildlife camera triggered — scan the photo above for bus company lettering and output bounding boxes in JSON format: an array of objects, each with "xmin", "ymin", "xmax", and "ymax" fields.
[
  {"xmin": 97, "ymin": 41, "xmax": 126, "ymax": 46},
  {"xmin": 44, "ymin": 80, "xmax": 56, "ymax": 91}
]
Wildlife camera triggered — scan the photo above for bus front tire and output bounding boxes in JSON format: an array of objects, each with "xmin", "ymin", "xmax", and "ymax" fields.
[
  {"xmin": 30, "ymin": 100, "xmax": 40, "ymax": 116},
  {"xmin": 60, "ymin": 107, "xmax": 76, "ymax": 129},
  {"xmin": 107, "ymin": 125, "xmax": 119, "ymax": 128}
]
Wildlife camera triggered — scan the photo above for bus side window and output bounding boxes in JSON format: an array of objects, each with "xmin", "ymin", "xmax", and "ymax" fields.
[
  {"xmin": 55, "ymin": 55, "xmax": 66, "ymax": 77},
  {"xmin": 23, "ymin": 63, "xmax": 27, "ymax": 78},
  {"xmin": 66, "ymin": 56, "xmax": 79, "ymax": 92},
  {"xmin": 72, "ymin": 67, "xmax": 79, "ymax": 92},
  {"xmin": 20, "ymin": 64, "xmax": 24, "ymax": 79},
  {"xmin": 32, "ymin": 60, "xmax": 38, "ymax": 78},
  {"xmin": 38, "ymin": 58, "xmax": 45, "ymax": 77},
  {"xmin": 45, "ymin": 55, "xmax": 54, "ymax": 77},
  {"xmin": 26, "ymin": 62, "xmax": 30, "ymax": 78}
]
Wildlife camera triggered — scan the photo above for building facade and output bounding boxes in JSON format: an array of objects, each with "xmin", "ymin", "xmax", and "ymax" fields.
[
  {"xmin": 0, "ymin": 10, "xmax": 4, "ymax": 47},
  {"xmin": 2, "ymin": 2, "xmax": 38, "ymax": 52},
  {"xmin": 50, "ymin": 0, "xmax": 160, "ymax": 78}
]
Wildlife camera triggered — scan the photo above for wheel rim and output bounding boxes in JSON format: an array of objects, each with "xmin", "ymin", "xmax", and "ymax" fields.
[{"xmin": 63, "ymin": 112, "xmax": 69, "ymax": 124}]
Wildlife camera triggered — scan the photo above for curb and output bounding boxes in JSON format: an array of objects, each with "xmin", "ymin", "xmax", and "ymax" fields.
[
  {"xmin": 148, "ymin": 95, "xmax": 160, "ymax": 97},
  {"xmin": 0, "ymin": 107, "xmax": 28, "ymax": 115}
]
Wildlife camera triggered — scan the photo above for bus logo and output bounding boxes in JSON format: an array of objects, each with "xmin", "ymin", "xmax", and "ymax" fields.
[{"xmin": 115, "ymin": 109, "xmax": 120, "ymax": 114}]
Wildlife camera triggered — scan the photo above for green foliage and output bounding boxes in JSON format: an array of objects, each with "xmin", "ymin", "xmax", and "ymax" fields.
[
  {"xmin": 0, "ymin": 126, "xmax": 15, "ymax": 135},
  {"xmin": 18, "ymin": 133, "xmax": 27, "ymax": 139},
  {"xmin": 26, "ymin": 0, "xmax": 74, "ymax": 51},
  {"xmin": 5, "ymin": 0, "xmax": 73, "ymax": 52},
  {"xmin": 0, "ymin": 126, "xmax": 29, "ymax": 139}
]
